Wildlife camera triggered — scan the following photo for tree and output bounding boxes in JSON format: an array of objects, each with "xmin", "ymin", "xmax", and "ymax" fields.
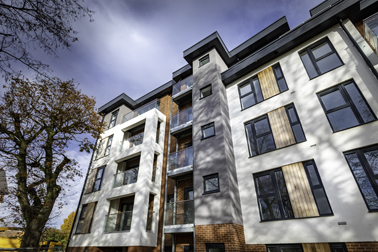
[
  {"xmin": 0, "ymin": 0, "xmax": 93, "ymax": 77},
  {"xmin": 0, "ymin": 77, "xmax": 105, "ymax": 249},
  {"xmin": 60, "ymin": 211, "xmax": 75, "ymax": 234}
]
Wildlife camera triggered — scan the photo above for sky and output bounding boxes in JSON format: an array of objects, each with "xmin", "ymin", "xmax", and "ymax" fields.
[{"xmin": 1, "ymin": 0, "xmax": 325, "ymax": 227}]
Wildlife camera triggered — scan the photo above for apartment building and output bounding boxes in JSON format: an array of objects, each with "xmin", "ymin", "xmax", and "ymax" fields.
[{"xmin": 67, "ymin": 0, "xmax": 378, "ymax": 251}]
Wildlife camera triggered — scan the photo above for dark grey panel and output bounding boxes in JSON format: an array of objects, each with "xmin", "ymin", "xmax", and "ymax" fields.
[
  {"xmin": 309, "ymin": 0, "xmax": 340, "ymax": 17},
  {"xmin": 172, "ymin": 64, "xmax": 192, "ymax": 82}
]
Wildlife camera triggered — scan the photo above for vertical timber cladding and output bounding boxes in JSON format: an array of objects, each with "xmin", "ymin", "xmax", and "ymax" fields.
[
  {"xmin": 302, "ymin": 244, "xmax": 331, "ymax": 252},
  {"xmin": 82, "ymin": 202, "xmax": 96, "ymax": 233},
  {"xmin": 267, "ymin": 107, "xmax": 296, "ymax": 148},
  {"xmin": 282, "ymin": 162, "xmax": 319, "ymax": 218},
  {"xmin": 257, "ymin": 66, "xmax": 280, "ymax": 99}
]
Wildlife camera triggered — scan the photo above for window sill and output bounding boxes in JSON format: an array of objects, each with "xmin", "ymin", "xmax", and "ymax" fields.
[
  {"xmin": 259, "ymin": 213, "xmax": 334, "ymax": 222},
  {"xmin": 203, "ymin": 190, "xmax": 220, "ymax": 195},
  {"xmin": 240, "ymin": 89, "xmax": 289, "ymax": 112},
  {"xmin": 248, "ymin": 140, "xmax": 307, "ymax": 159}
]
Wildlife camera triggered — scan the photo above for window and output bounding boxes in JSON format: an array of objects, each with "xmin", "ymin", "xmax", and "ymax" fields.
[
  {"xmin": 344, "ymin": 145, "xmax": 378, "ymax": 211},
  {"xmin": 266, "ymin": 244, "xmax": 303, "ymax": 252},
  {"xmin": 255, "ymin": 161, "xmax": 332, "ymax": 221},
  {"xmin": 254, "ymin": 169, "xmax": 294, "ymax": 221},
  {"xmin": 200, "ymin": 84, "xmax": 212, "ymax": 98},
  {"xmin": 92, "ymin": 166, "xmax": 105, "ymax": 192},
  {"xmin": 75, "ymin": 202, "xmax": 96, "ymax": 234},
  {"xmin": 299, "ymin": 38, "xmax": 343, "ymax": 79},
  {"xmin": 109, "ymin": 110, "xmax": 119, "ymax": 129},
  {"xmin": 201, "ymin": 122, "xmax": 215, "ymax": 139},
  {"xmin": 317, "ymin": 81, "xmax": 376, "ymax": 132},
  {"xmin": 239, "ymin": 77, "xmax": 264, "ymax": 110},
  {"xmin": 206, "ymin": 243, "xmax": 225, "ymax": 252},
  {"xmin": 272, "ymin": 64, "xmax": 288, "ymax": 92},
  {"xmin": 184, "ymin": 246, "xmax": 194, "ymax": 252},
  {"xmin": 199, "ymin": 54, "xmax": 210, "ymax": 67},
  {"xmin": 302, "ymin": 161, "xmax": 332, "ymax": 215},
  {"xmin": 245, "ymin": 115, "xmax": 276, "ymax": 156},
  {"xmin": 363, "ymin": 12, "xmax": 378, "ymax": 55},
  {"xmin": 285, "ymin": 104, "xmax": 306, "ymax": 143},
  {"xmin": 329, "ymin": 243, "xmax": 348, "ymax": 252},
  {"xmin": 104, "ymin": 135, "xmax": 113, "ymax": 156},
  {"xmin": 204, "ymin": 174, "xmax": 220, "ymax": 194}
]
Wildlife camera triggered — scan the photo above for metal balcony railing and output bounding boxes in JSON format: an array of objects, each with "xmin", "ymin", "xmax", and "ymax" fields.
[
  {"xmin": 113, "ymin": 168, "xmax": 138, "ymax": 187},
  {"xmin": 165, "ymin": 200, "xmax": 194, "ymax": 225},
  {"xmin": 146, "ymin": 210, "xmax": 154, "ymax": 231},
  {"xmin": 168, "ymin": 147, "xmax": 193, "ymax": 170},
  {"xmin": 123, "ymin": 99, "xmax": 164, "ymax": 123},
  {"xmin": 171, "ymin": 107, "xmax": 193, "ymax": 129},
  {"xmin": 104, "ymin": 211, "xmax": 133, "ymax": 232},
  {"xmin": 172, "ymin": 76, "xmax": 193, "ymax": 96}
]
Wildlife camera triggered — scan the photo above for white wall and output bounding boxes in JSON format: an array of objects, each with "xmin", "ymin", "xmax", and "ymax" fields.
[
  {"xmin": 69, "ymin": 108, "xmax": 166, "ymax": 247},
  {"xmin": 226, "ymin": 23, "xmax": 378, "ymax": 244}
]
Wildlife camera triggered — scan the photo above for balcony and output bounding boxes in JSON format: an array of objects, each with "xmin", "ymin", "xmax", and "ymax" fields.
[
  {"xmin": 172, "ymin": 76, "xmax": 193, "ymax": 101},
  {"xmin": 364, "ymin": 12, "xmax": 378, "ymax": 55},
  {"xmin": 113, "ymin": 168, "xmax": 138, "ymax": 188},
  {"xmin": 121, "ymin": 132, "xmax": 144, "ymax": 151},
  {"xmin": 168, "ymin": 147, "xmax": 193, "ymax": 177},
  {"xmin": 164, "ymin": 200, "xmax": 194, "ymax": 233},
  {"xmin": 123, "ymin": 99, "xmax": 164, "ymax": 123},
  {"xmin": 104, "ymin": 211, "xmax": 133, "ymax": 233},
  {"xmin": 170, "ymin": 107, "xmax": 193, "ymax": 135}
]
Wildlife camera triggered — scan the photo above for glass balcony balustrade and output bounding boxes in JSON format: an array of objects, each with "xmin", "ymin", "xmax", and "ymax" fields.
[
  {"xmin": 171, "ymin": 107, "xmax": 193, "ymax": 129},
  {"xmin": 168, "ymin": 147, "xmax": 193, "ymax": 170},
  {"xmin": 121, "ymin": 132, "xmax": 144, "ymax": 151},
  {"xmin": 165, "ymin": 200, "xmax": 194, "ymax": 225},
  {"xmin": 113, "ymin": 167, "xmax": 139, "ymax": 188},
  {"xmin": 364, "ymin": 13, "xmax": 378, "ymax": 55},
  {"xmin": 104, "ymin": 211, "xmax": 133, "ymax": 232},
  {"xmin": 172, "ymin": 76, "xmax": 193, "ymax": 96},
  {"xmin": 123, "ymin": 99, "xmax": 164, "ymax": 123}
]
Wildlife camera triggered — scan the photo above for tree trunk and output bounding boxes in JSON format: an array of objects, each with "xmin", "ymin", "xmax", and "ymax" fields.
[{"xmin": 20, "ymin": 221, "xmax": 44, "ymax": 252}]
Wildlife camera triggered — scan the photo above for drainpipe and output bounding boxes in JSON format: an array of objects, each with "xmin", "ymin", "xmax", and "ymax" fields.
[
  {"xmin": 65, "ymin": 116, "xmax": 104, "ymax": 252},
  {"xmin": 339, "ymin": 19, "xmax": 378, "ymax": 80}
]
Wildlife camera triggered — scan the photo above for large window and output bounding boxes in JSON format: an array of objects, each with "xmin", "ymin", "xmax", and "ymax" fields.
[
  {"xmin": 92, "ymin": 166, "xmax": 105, "ymax": 192},
  {"xmin": 344, "ymin": 145, "xmax": 378, "ymax": 211},
  {"xmin": 299, "ymin": 38, "xmax": 343, "ymax": 79},
  {"xmin": 238, "ymin": 64, "xmax": 288, "ymax": 110},
  {"xmin": 245, "ymin": 104, "xmax": 305, "ymax": 157},
  {"xmin": 254, "ymin": 169, "xmax": 294, "ymax": 221},
  {"xmin": 109, "ymin": 110, "xmax": 119, "ymax": 129},
  {"xmin": 203, "ymin": 173, "xmax": 220, "ymax": 194},
  {"xmin": 317, "ymin": 81, "xmax": 376, "ymax": 132},
  {"xmin": 95, "ymin": 135, "xmax": 114, "ymax": 159},
  {"xmin": 104, "ymin": 135, "xmax": 113, "ymax": 156},
  {"xmin": 254, "ymin": 161, "xmax": 332, "ymax": 221}
]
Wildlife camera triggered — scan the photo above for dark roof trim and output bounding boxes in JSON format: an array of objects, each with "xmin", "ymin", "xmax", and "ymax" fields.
[
  {"xmin": 309, "ymin": 0, "xmax": 339, "ymax": 17},
  {"xmin": 172, "ymin": 64, "xmax": 192, "ymax": 82},
  {"xmin": 182, "ymin": 16, "xmax": 290, "ymax": 68},
  {"xmin": 221, "ymin": 0, "xmax": 371, "ymax": 85},
  {"xmin": 99, "ymin": 80, "xmax": 173, "ymax": 114}
]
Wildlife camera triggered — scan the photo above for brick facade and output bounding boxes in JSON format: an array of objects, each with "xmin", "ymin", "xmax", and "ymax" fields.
[
  {"xmin": 346, "ymin": 242, "xmax": 378, "ymax": 252},
  {"xmin": 175, "ymin": 234, "xmax": 194, "ymax": 252}
]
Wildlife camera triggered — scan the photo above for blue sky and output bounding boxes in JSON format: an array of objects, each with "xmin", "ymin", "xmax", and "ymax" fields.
[{"xmin": 2, "ymin": 0, "xmax": 325, "ymax": 227}]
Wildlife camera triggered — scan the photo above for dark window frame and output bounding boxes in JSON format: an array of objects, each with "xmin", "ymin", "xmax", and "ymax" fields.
[
  {"xmin": 254, "ymin": 169, "xmax": 294, "ymax": 221},
  {"xmin": 302, "ymin": 160, "xmax": 333, "ymax": 216},
  {"xmin": 203, "ymin": 173, "xmax": 220, "ymax": 194},
  {"xmin": 183, "ymin": 245, "xmax": 194, "ymax": 252},
  {"xmin": 245, "ymin": 115, "xmax": 276, "ymax": 157},
  {"xmin": 317, "ymin": 80, "xmax": 376, "ymax": 132},
  {"xmin": 266, "ymin": 244, "xmax": 303, "ymax": 252},
  {"xmin": 200, "ymin": 84, "xmax": 212, "ymax": 99},
  {"xmin": 238, "ymin": 76, "xmax": 264, "ymax": 110},
  {"xmin": 285, "ymin": 104, "xmax": 306, "ymax": 143},
  {"xmin": 104, "ymin": 135, "xmax": 114, "ymax": 156},
  {"xmin": 92, "ymin": 165, "xmax": 106, "ymax": 192},
  {"xmin": 75, "ymin": 204, "xmax": 88, "ymax": 234},
  {"xmin": 299, "ymin": 37, "xmax": 343, "ymax": 79},
  {"xmin": 201, "ymin": 122, "xmax": 215, "ymax": 140},
  {"xmin": 199, "ymin": 54, "xmax": 210, "ymax": 67},
  {"xmin": 109, "ymin": 109, "xmax": 119, "ymax": 129},
  {"xmin": 344, "ymin": 144, "xmax": 378, "ymax": 212},
  {"xmin": 206, "ymin": 243, "xmax": 225, "ymax": 252},
  {"xmin": 329, "ymin": 243, "xmax": 348, "ymax": 252},
  {"xmin": 272, "ymin": 64, "xmax": 289, "ymax": 92}
]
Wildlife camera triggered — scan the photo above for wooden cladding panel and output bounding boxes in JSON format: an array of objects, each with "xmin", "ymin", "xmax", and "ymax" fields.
[
  {"xmin": 82, "ymin": 202, "xmax": 96, "ymax": 233},
  {"xmin": 258, "ymin": 66, "xmax": 280, "ymax": 99},
  {"xmin": 268, "ymin": 107, "xmax": 296, "ymax": 149},
  {"xmin": 282, "ymin": 162, "xmax": 319, "ymax": 218},
  {"xmin": 303, "ymin": 243, "xmax": 331, "ymax": 252},
  {"xmin": 84, "ymin": 168, "xmax": 97, "ymax": 194}
]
